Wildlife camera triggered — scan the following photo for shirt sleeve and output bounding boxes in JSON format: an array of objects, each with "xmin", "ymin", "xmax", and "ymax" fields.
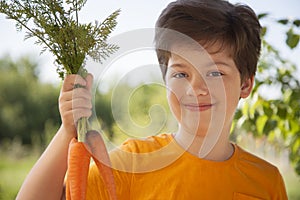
[{"xmin": 273, "ymin": 168, "xmax": 288, "ymax": 200}]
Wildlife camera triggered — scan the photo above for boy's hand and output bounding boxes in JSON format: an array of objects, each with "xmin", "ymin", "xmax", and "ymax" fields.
[{"xmin": 58, "ymin": 74, "xmax": 93, "ymax": 138}]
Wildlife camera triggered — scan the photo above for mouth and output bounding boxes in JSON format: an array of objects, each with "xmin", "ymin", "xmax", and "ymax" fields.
[{"xmin": 182, "ymin": 103, "xmax": 214, "ymax": 112}]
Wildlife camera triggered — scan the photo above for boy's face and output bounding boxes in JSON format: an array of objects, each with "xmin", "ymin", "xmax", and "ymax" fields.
[{"xmin": 165, "ymin": 43, "xmax": 253, "ymax": 137}]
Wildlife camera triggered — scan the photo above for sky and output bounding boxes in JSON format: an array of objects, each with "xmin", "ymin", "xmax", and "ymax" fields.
[{"xmin": 0, "ymin": 0, "xmax": 299, "ymax": 84}]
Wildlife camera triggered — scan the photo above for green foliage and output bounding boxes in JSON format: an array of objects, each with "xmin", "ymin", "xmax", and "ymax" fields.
[
  {"xmin": 0, "ymin": 0, "xmax": 120, "ymax": 79},
  {"xmin": 286, "ymin": 28, "xmax": 299, "ymax": 49},
  {"xmin": 0, "ymin": 55, "xmax": 173, "ymax": 146},
  {"xmin": 94, "ymin": 83, "xmax": 175, "ymax": 142},
  {"xmin": 257, "ymin": 13, "xmax": 269, "ymax": 20},
  {"xmin": 276, "ymin": 18, "xmax": 300, "ymax": 49},
  {"xmin": 0, "ymin": 0, "xmax": 120, "ymax": 142},
  {"xmin": 234, "ymin": 15, "xmax": 300, "ymax": 175},
  {"xmin": 94, "ymin": 89, "xmax": 115, "ymax": 139},
  {"xmin": 0, "ymin": 56, "xmax": 60, "ymax": 147}
]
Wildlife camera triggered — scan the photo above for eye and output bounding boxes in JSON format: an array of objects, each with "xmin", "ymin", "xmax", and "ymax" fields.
[
  {"xmin": 207, "ymin": 71, "xmax": 224, "ymax": 77},
  {"xmin": 173, "ymin": 72, "xmax": 188, "ymax": 78}
]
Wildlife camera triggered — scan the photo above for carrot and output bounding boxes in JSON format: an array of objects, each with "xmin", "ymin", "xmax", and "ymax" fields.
[
  {"xmin": 66, "ymin": 131, "xmax": 117, "ymax": 200},
  {"xmin": 85, "ymin": 130, "xmax": 117, "ymax": 200},
  {"xmin": 66, "ymin": 138, "xmax": 91, "ymax": 200}
]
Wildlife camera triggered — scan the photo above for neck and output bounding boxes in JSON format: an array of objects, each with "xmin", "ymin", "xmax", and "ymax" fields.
[{"xmin": 174, "ymin": 125, "xmax": 234, "ymax": 161}]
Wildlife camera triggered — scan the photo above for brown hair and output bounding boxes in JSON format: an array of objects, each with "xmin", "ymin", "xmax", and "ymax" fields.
[{"xmin": 155, "ymin": 0, "xmax": 261, "ymax": 82}]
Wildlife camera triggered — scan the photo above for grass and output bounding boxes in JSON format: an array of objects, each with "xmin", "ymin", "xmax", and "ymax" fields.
[
  {"xmin": 0, "ymin": 155, "xmax": 38, "ymax": 199},
  {"xmin": 0, "ymin": 139, "xmax": 40, "ymax": 200}
]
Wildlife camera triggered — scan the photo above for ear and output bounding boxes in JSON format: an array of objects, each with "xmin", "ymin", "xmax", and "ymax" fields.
[{"xmin": 240, "ymin": 76, "xmax": 254, "ymax": 98}]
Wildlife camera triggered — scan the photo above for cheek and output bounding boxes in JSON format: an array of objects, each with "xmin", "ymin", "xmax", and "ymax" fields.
[
  {"xmin": 215, "ymin": 80, "xmax": 240, "ymax": 115},
  {"xmin": 166, "ymin": 83, "xmax": 184, "ymax": 121},
  {"xmin": 225, "ymin": 79, "xmax": 241, "ymax": 102}
]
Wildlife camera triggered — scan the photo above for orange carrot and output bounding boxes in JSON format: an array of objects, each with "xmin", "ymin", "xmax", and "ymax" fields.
[
  {"xmin": 66, "ymin": 131, "xmax": 117, "ymax": 200},
  {"xmin": 66, "ymin": 138, "xmax": 91, "ymax": 200},
  {"xmin": 85, "ymin": 130, "xmax": 117, "ymax": 200}
]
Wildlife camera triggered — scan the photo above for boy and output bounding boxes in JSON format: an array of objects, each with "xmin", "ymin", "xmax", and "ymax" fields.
[{"xmin": 17, "ymin": 0, "xmax": 288, "ymax": 199}]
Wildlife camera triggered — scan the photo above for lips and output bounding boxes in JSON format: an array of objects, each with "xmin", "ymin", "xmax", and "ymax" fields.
[{"xmin": 182, "ymin": 103, "xmax": 214, "ymax": 111}]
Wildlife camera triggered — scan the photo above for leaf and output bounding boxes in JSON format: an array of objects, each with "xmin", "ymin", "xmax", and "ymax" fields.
[
  {"xmin": 242, "ymin": 101, "xmax": 249, "ymax": 116},
  {"xmin": 0, "ymin": 1, "xmax": 120, "ymax": 79},
  {"xmin": 256, "ymin": 115, "xmax": 268, "ymax": 135},
  {"xmin": 262, "ymin": 103, "xmax": 273, "ymax": 118},
  {"xmin": 263, "ymin": 119, "xmax": 277, "ymax": 135},
  {"xmin": 296, "ymin": 160, "xmax": 300, "ymax": 176},
  {"xmin": 261, "ymin": 26, "xmax": 267, "ymax": 37},
  {"xmin": 234, "ymin": 109, "xmax": 243, "ymax": 120},
  {"xmin": 286, "ymin": 28, "xmax": 300, "ymax": 49},
  {"xmin": 257, "ymin": 13, "xmax": 268, "ymax": 19},
  {"xmin": 277, "ymin": 104, "xmax": 287, "ymax": 119},
  {"xmin": 277, "ymin": 18, "xmax": 289, "ymax": 25},
  {"xmin": 293, "ymin": 19, "xmax": 300, "ymax": 27},
  {"xmin": 290, "ymin": 120, "xmax": 300, "ymax": 133},
  {"xmin": 241, "ymin": 119, "xmax": 254, "ymax": 133}
]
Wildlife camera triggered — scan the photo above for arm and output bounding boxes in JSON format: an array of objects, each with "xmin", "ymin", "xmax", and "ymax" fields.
[{"xmin": 16, "ymin": 74, "xmax": 93, "ymax": 200}]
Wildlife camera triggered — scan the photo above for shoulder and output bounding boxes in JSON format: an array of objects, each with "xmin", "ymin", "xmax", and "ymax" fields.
[
  {"xmin": 119, "ymin": 133, "xmax": 173, "ymax": 153},
  {"xmin": 236, "ymin": 145, "xmax": 278, "ymax": 171},
  {"xmin": 235, "ymin": 144, "xmax": 282, "ymax": 180},
  {"xmin": 234, "ymin": 145, "xmax": 287, "ymax": 198},
  {"xmin": 109, "ymin": 133, "xmax": 180, "ymax": 173}
]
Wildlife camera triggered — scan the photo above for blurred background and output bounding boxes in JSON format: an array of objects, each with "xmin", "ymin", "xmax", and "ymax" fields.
[{"xmin": 0, "ymin": 0, "xmax": 300, "ymax": 199}]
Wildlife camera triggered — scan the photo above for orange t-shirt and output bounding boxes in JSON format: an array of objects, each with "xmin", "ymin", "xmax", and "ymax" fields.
[{"xmin": 86, "ymin": 134, "xmax": 287, "ymax": 200}]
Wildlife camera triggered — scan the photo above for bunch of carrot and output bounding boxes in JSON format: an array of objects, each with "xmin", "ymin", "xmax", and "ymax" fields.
[{"xmin": 66, "ymin": 130, "xmax": 117, "ymax": 200}]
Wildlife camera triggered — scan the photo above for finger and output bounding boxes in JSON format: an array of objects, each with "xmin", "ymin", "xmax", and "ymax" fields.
[
  {"xmin": 73, "ymin": 109, "xmax": 93, "ymax": 124},
  {"xmin": 85, "ymin": 73, "xmax": 94, "ymax": 92},
  {"xmin": 72, "ymin": 98, "xmax": 93, "ymax": 110},
  {"xmin": 72, "ymin": 88, "xmax": 92, "ymax": 101},
  {"xmin": 59, "ymin": 98, "xmax": 92, "ymax": 114},
  {"xmin": 61, "ymin": 108, "xmax": 92, "ymax": 126},
  {"xmin": 60, "ymin": 88, "xmax": 92, "ymax": 102},
  {"xmin": 62, "ymin": 75, "xmax": 87, "ymax": 92}
]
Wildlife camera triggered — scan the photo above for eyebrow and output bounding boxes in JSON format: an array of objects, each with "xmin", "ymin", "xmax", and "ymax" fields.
[
  {"xmin": 169, "ymin": 63, "xmax": 186, "ymax": 68},
  {"xmin": 211, "ymin": 61, "xmax": 232, "ymax": 67},
  {"xmin": 169, "ymin": 61, "xmax": 231, "ymax": 69}
]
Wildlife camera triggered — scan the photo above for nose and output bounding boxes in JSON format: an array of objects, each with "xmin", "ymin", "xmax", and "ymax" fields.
[{"xmin": 186, "ymin": 74, "xmax": 209, "ymax": 96}]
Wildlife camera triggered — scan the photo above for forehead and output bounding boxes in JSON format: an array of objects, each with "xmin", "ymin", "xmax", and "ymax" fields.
[{"xmin": 168, "ymin": 42, "xmax": 233, "ymax": 68}]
